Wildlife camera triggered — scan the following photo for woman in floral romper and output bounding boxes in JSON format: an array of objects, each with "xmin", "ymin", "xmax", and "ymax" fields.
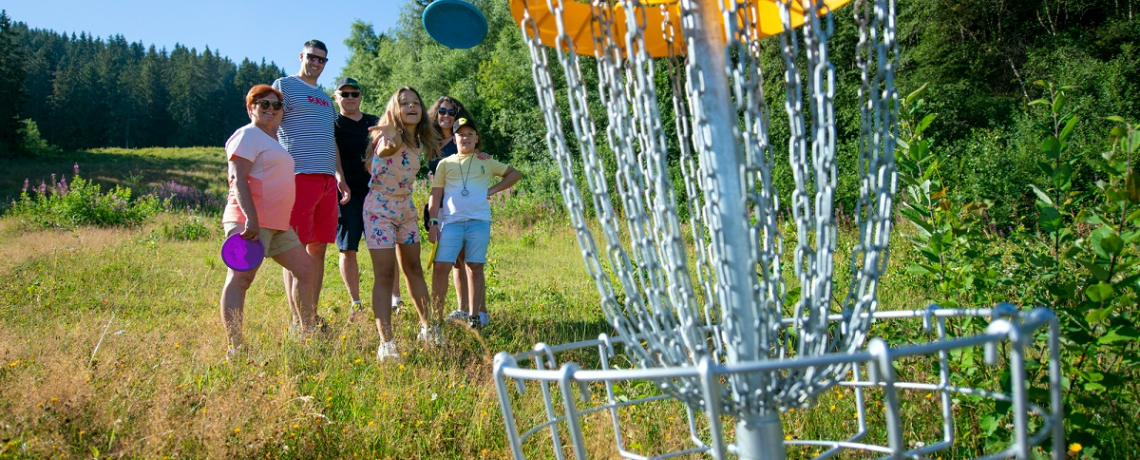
[{"xmin": 364, "ymin": 86, "xmax": 440, "ymax": 361}]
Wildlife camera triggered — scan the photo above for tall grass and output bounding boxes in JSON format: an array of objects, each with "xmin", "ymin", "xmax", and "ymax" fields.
[{"xmin": 0, "ymin": 147, "xmax": 1067, "ymax": 459}]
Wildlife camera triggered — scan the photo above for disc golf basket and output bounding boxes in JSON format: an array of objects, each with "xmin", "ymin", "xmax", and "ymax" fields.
[{"xmin": 493, "ymin": 0, "xmax": 1065, "ymax": 459}]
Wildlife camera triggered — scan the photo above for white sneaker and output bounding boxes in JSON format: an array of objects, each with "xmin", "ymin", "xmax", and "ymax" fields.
[
  {"xmin": 417, "ymin": 325, "xmax": 443, "ymax": 345},
  {"xmin": 376, "ymin": 341, "xmax": 400, "ymax": 361},
  {"xmin": 446, "ymin": 309, "xmax": 469, "ymax": 321},
  {"xmin": 478, "ymin": 312, "xmax": 490, "ymax": 327},
  {"xmin": 349, "ymin": 301, "xmax": 364, "ymax": 322}
]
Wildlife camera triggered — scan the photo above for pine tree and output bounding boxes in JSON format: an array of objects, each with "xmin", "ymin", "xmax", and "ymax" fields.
[{"xmin": 0, "ymin": 10, "xmax": 28, "ymax": 157}]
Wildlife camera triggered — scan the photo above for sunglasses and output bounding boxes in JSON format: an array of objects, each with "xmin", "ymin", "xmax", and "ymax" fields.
[
  {"xmin": 339, "ymin": 91, "xmax": 360, "ymax": 98},
  {"xmin": 253, "ymin": 100, "xmax": 284, "ymax": 110},
  {"xmin": 304, "ymin": 53, "xmax": 328, "ymax": 64},
  {"xmin": 437, "ymin": 107, "xmax": 458, "ymax": 117}
]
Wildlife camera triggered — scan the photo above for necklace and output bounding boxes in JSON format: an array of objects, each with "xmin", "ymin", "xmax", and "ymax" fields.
[{"xmin": 460, "ymin": 154, "xmax": 475, "ymax": 196}]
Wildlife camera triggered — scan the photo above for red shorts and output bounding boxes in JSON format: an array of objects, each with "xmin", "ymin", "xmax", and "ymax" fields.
[{"xmin": 290, "ymin": 173, "xmax": 338, "ymax": 244}]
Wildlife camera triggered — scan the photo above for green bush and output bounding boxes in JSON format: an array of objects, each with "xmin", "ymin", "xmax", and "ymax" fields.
[
  {"xmin": 899, "ymin": 83, "xmax": 1140, "ymax": 459},
  {"xmin": 8, "ymin": 166, "xmax": 162, "ymax": 229},
  {"xmin": 17, "ymin": 118, "xmax": 60, "ymax": 157},
  {"xmin": 156, "ymin": 215, "xmax": 215, "ymax": 241}
]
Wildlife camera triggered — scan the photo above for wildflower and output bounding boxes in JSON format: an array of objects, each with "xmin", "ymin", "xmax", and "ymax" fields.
[
  {"xmin": 234, "ymin": 427, "xmax": 241, "ymax": 434},
  {"xmin": 74, "ymin": 163, "xmax": 79, "ymax": 175},
  {"xmin": 22, "ymin": 178, "xmax": 28, "ymax": 193},
  {"xmin": 1069, "ymin": 443, "xmax": 1082, "ymax": 453}
]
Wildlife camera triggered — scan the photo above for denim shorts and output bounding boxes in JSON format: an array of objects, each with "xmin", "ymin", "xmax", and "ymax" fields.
[
  {"xmin": 336, "ymin": 194, "xmax": 365, "ymax": 252},
  {"xmin": 435, "ymin": 220, "xmax": 491, "ymax": 264}
]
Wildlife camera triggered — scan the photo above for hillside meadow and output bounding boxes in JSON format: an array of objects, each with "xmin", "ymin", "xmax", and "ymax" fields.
[{"xmin": 0, "ymin": 147, "xmax": 1075, "ymax": 459}]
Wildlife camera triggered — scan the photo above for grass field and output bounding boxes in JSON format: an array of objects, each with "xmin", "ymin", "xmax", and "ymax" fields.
[{"xmin": 0, "ymin": 148, "xmax": 1061, "ymax": 459}]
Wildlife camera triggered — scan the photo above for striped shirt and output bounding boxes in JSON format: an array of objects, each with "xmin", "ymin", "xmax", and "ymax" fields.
[{"xmin": 272, "ymin": 76, "xmax": 337, "ymax": 175}]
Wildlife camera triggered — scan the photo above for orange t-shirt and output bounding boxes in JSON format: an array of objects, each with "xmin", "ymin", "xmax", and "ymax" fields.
[{"xmin": 222, "ymin": 124, "xmax": 296, "ymax": 230}]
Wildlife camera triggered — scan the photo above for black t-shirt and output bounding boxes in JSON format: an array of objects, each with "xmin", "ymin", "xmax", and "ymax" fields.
[
  {"xmin": 428, "ymin": 138, "xmax": 458, "ymax": 176},
  {"xmin": 334, "ymin": 112, "xmax": 379, "ymax": 198}
]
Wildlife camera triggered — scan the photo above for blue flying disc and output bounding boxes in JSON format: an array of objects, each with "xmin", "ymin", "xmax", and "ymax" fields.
[{"xmin": 423, "ymin": 0, "xmax": 488, "ymax": 49}]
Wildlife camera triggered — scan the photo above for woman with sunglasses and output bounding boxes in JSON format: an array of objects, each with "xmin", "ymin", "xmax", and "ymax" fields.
[
  {"xmin": 426, "ymin": 96, "xmax": 476, "ymax": 325},
  {"xmin": 219, "ymin": 84, "xmax": 318, "ymax": 358}
]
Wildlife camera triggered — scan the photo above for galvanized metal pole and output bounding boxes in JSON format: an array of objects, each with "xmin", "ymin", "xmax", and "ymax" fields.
[{"xmin": 678, "ymin": 0, "xmax": 785, "ymax": 458}]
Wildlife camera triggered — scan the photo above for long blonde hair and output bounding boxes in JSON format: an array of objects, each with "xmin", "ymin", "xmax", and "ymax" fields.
[{"xmin": 366, "ymin": 87, "xmax": 441, "ymax": 167}]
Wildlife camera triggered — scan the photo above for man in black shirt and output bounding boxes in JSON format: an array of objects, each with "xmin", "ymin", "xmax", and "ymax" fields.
[{"xmin": 331, "ymin": 77, "xmax": 388, "ymax": 320}]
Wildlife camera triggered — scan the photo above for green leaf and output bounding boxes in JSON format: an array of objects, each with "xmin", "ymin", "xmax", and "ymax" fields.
[
  {"xmin": 1028, "ymin": 98, "xmax": 1048, "ymax": 106},
  {"xmin": 1036, "ymin": 202, "xmax": 1062, "ymax": 232},
  {"xmin": 1127, "ymin": 208, "xmax": 1140, "ymax": 224},
  {"xmin": 1054, "ymin": 163, "xmax": 1072, "ymax": 190},
  {"xmin": 916, "ymin": 113, "xmax": 936, "ymax": 137},
  {"xmin": 1127, "ymin": 172, "xmax": 1140, "ymax": 204},
  {"xmin": 1086, "ymin": 282, "xmax": 1114, "ymax": 302},
  {"xmin": 1090, "ymin": 227, "xmax": 1120, "ymax": 258},
  {"xmin": 1052, "ymin": 94, "xmax": 1067, "ymax": 114},
  {"xmin": 1042, "ymin": 136, "xmax": 1061, "ymax": 159},
  {"xmin": 1104, "ymin": 115, "xmax": 1127, "ymax": 123},
  {"xmin": 1060, "ymin": 115, "xmax": 1079, "ymax": 142},
  {"xmin": 1100, "ymin": 233, "xmax": 1124, "ymax": 256},
  {"xmin": 907, "ymin": 265, "xmax": 933, "ymax": 275},
  {"xmin": 1098, "ymin": 326, "xmax": 1140, "ymax": 344},
  {"xmin": 1130, "ymin": 131, "xmax": 1140, "ymax": 154},
  {"xmin": 1076, "ymin": 258, "xmax": 1111, "ymax": 281},
  {"xmin": 904, "ymin": 83, "xmax": 928, "ymax": 106},
  {"xmin": 1029, "ymin": 184, "xmax": 1054, "ymax": 206}
]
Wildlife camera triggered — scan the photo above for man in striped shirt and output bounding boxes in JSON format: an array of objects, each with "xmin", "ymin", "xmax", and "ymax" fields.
[{"xmin": 272, "ymin": 39, "xmax": 350, "ymax": 332}]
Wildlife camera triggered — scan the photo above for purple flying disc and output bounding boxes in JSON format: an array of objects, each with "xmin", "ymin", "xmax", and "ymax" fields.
[{"xmin": 221, "ymin": 233, "xmax": 265, "ymax": 271}]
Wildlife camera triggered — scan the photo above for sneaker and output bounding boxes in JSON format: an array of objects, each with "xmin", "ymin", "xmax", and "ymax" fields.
[
  {"xmin": 225, "ymin": 343, "xmax": 246, "ymax": 362},
  {"xmin": 349, "ymin": 302, "xmax": 366, "ymax": 323},
  {"xmin": 447, "ymin": 309, "xmax": 470, "ymax": 322},
  {"xmin": 417, "ymin": 325, "xmax": 443, "ymax": 345},
  {"xmin": 290, "ymin": 325, "xmax": 321, "ymax": 341},
  {"xmin": 392, "ymin": 299, "xmax": 405, "ymax": 314},
  {"xmin": 376, "ymin": 341, "xmax": 400, "ymax": 361},
  {"xmin": 468, "ymin": 315, "xmax": 480, "ymax": 329},
  {"xmin": 478, "ymin": 312, "xmax": 490, "ymax": 327}
]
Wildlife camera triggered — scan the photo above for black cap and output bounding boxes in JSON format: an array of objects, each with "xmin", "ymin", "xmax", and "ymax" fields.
[
  {"xmin": 453, "ymin": 117, "xmax": 478, "ymax": 134},
  {"xmin": 333, "ymin": 77, "xmax": 360, "ymax": 91}
]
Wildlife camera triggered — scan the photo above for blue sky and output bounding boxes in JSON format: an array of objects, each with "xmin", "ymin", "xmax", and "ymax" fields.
[{"xmin": 5, "ymin": 0, "xmax": 406, "ymax": 87}]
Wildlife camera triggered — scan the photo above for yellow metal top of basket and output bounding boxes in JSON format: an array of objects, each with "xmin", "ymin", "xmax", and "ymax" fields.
[{"xmin": 511, "ymin": 0, "xmax": 851, "ymax": 58}]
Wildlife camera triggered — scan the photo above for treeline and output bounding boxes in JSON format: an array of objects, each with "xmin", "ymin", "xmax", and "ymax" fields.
[
  {"xmin": 341, "ymin": 0, "xmax": 1140, "ymax": 227},
  {"xmin": 0, "ymin": 10, "xmax": 284, "ymax": 154}
]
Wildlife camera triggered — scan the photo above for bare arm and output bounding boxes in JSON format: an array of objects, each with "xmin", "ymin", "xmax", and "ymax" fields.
[
  {"xmin": 427, "ymin": 186, "xmax": 444, "ymax": 244},
  {"xmin": 335, "ymin": 144, "xmax": 351, "ymax": 204},
  {"xmin": 228, "ymin": 157, "xmax": 259, "ymax": 240},
  {"xmin": 368, "ymin": 119, "xmax": 402, "ymax": 158},
  {"xmin": 488, "ymin": 167, "xmax": 522, "ymax": 197}
]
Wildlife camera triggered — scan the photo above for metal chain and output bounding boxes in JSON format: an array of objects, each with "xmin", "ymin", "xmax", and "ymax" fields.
[{"xmin": 519, "ymin": 0, "xmax": 898, "ymax": 416}]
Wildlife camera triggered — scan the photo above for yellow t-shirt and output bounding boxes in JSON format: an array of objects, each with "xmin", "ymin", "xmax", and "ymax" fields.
[{"xmin": 432, "ymin": 151, "xmax": 509, "ymax": 223}]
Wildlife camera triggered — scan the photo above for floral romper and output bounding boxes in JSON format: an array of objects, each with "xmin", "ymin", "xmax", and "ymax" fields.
[{"xmin": 363, "ymin": 144, "xmax": 421, "ymax": 249}]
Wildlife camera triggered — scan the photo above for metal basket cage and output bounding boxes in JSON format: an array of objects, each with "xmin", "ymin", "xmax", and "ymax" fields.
[{"xmin": 493, "ymin": 305, "xmax": 1064, "ymax": 460}]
